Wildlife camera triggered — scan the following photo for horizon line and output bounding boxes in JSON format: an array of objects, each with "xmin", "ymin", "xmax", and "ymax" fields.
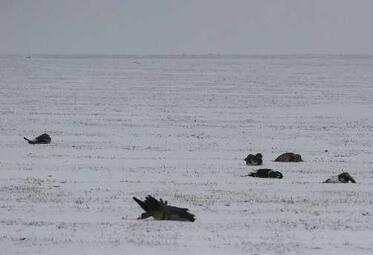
[{"xmin": 1, "ymin": 53, "xmax": 373, "ymax": 58}]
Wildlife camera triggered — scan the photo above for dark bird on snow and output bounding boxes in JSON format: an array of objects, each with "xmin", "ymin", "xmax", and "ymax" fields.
[
  {"xmin": 24, "ymin": 133, "xmax": 51, "ymax": 144},
  {"xmin": 274, "ymin": 152, "xmax": 302, "ymax": 162},
  {"xmin": 323, "ymin": 172, "xmax": 356, "ymax": 183},
  {"xmin": 133, "ymin": 195, "xmax": 195, "ymax": 222},
  {"xmin": 243, "ymin": 168, "xmax": 283, "ymax": 179},
  {"xmin": 244, "ymin": 153, "xmax": 263, "ymax": 166}
]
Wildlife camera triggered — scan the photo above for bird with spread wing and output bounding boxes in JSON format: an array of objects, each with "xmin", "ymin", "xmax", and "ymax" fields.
[{"xmin": 133, "ymin": 195, "xmax": 195, "ymax": 222}]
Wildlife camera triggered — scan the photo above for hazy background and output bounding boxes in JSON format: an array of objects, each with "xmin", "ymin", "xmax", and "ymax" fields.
[{"xmin": 1, "ymin": 0, "xmax": 373, "ymax": 55}]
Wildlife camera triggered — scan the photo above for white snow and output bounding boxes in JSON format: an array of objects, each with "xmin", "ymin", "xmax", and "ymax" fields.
[{"xmin": 0, "ymin": 55, "xmax": 373, "ymax": 254}]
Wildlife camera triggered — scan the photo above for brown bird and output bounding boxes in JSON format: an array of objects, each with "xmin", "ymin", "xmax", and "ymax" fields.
[
  {"xmin": 274, "ymin": 152, "xmax": 302, "ymax": 162},
  {"xmin": 323, "ymin": 172, "xmax": 356, "ymax": 183},
  {"xmin": 24, "ymin": 133, "xmax": 51, "ymax": 144},
  {"xmin": 133, "ymin": 195, "xmax": 195, "ymax": 222}
]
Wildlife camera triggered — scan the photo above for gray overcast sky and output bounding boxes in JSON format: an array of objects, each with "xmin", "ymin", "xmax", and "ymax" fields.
[{"xmin": 1, "ymin": 0, "xmax": 373, "ymax": 55}]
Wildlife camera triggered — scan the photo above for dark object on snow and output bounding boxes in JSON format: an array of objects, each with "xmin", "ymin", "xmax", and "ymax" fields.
[
  {"xmin": 133, "ymin": 195, "xmax": 195, "ymax": 222},
  {"xmin": 243, "ymin": 168, "xmax": 283, "ymax": 179},
  {"xmin": 24, "ymin": 133, "xmax": 51, "ymax": 144},
  {"xmin": 244, "ymin": 153, "xmax": 263, "ymax": 166},
  {"xmin": 323, "ymin": 172, "xmax": 356, "ymax": 183},
  {"xmin": 275, "ymin": 152, "xmax": 302, "ymax": 162}
]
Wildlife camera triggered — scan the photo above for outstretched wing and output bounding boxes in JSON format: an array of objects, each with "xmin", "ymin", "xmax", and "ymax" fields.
[{"xmin": 133, "ymin": 196, "xmax": 148, "ymax": 211}]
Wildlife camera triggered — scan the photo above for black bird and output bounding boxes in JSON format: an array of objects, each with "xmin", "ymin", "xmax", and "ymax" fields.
[
  {"xmin": 274, "ymin": 152, "xmax": 302, "ymax": 162},
  {"xmin": 24, "ymin": 133, "xmax": 51, "ymax": 144},
  {"xmin": 133, "ymin": 195, "xmax": 195, "ymax": 222},
  {"xmin": 323, "ymin": 172, "xmax": 356, "ymax": 183},
  {"xmin": 244, "ymin": 153, "xmax": 263, "ymax": 166},
  {"xmin": 243, "ymin": 168, "xmax": 283, "ymax": 179}
]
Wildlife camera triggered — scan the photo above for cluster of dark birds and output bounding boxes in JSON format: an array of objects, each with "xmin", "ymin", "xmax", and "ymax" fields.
[
  {"xmin": 23, "ymin": 133, "xmax": 357, "ymax": 222},
  {"xmin": 243, "ymin": 151, "xmax": 356, "ymax": 184}
]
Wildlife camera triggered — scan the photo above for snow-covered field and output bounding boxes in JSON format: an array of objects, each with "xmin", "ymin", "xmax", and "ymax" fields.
[{"xmin": 0, "ymin": 55, "xmax": 373, "ymax": 255}]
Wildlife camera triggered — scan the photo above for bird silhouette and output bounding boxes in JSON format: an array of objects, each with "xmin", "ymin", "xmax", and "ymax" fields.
[
  {"xmin": 24, "ymin": 133, "xmax": 51, "ymax": 144},
  {"xmin": 243, "ymin": 168, "xmax": 283, "ymax": 179},
  {"xmin": 324, "ymin": 172, "xmax": 356, "ymax": 183},
  {"xmin": 133, "ymin": 195, "xmax": 195, "ymax": 222},
  {"xmin": 244, "ymin": 153, "xmax": 263, "ymax": 165}
]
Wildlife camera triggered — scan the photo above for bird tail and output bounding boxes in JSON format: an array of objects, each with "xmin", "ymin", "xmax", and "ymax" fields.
[
  {"xmin": 179, "ymin": 211, "xmax": 195, "ymax": 222},
  {"xmin": 168, "ymin": 206, "xmax": 195, "ymax": 222},
  {"xmin": 346, "ymin": 174, "xmax": 356, "ymax": 183}
]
